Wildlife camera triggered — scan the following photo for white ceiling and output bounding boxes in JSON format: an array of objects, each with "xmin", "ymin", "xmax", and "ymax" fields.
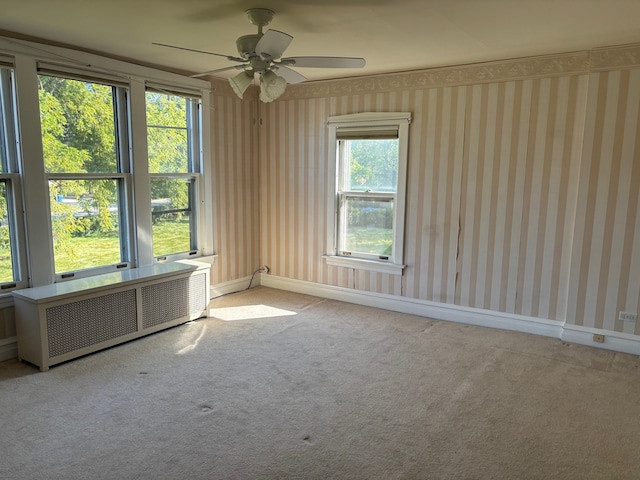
[{"xmin": 1, "ymin": 0, "xmax": 640, "ymax": 82}]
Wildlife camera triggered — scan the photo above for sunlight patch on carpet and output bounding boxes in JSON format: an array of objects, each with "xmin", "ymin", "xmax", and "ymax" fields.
[
  {"xmin": 175, "ymin": 323, "xmax": 207, "ymax": 355},
  {"xmin": 209, "ymin": 305, "xmax": 297, "ymax": 321}
]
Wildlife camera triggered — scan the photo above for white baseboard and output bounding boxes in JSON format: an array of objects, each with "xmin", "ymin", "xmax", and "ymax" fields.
[
  {"xmin": 0, "ymin": 336, "xmax": 17, "ymax": 363},
  {"xmin": 261, "ymin": 275, "xmax": 563, "ymax": 338},
  {"xmin": 561, "ymin": 325, "xmax": 640, "ymax": 356},
  {"xmin": 210, "ymin": 275, "xmax": 256, "ymax": 299},
  {"xmin": 261, "ymin": 275, "xmax": 640, "ymax": 356}
]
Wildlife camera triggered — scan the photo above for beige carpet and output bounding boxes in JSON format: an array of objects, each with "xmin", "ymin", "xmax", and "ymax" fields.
[{"xmin": 1, "ymin": 286, "xmax": 639, "ymax": 479}]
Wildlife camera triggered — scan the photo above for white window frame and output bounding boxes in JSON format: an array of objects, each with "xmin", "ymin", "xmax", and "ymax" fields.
[
  {"xmin": 0, "ymin": 64, "xmax": 28, "ymax": 291},
  {"xmin": 37, "ymin": 70, "xmax": 134, "ymax": 281},
  {"xmin": 5, "ymin": 36, "xmax": 213, "ymax": 288},
  {"xmin": 325, "ymin": 112, "xmax": 411, "ymax": 275},
  {"xmin": 145, "ymin": 88, "xmax": 203, "ymax": 263}
]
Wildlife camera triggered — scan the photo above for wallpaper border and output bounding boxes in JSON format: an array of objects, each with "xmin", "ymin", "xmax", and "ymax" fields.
[
  {"xmin": 209, "ymin": 43, "xmax": 640, "ymax": 100},
  {"xmin": 279, "ymin": 51, "xmax": 591, "ymax": 99},
  {"xmin": 591, "ymin": 44, "xmax": 640, "ymax": 70}
]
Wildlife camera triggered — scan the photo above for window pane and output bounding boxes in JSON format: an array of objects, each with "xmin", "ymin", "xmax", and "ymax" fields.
[
  {"xmin": 38, "ymin": 75, "xmax": 117, "ymax": 173},
  {"xmin": 50, "ymin": 179, "xmax": 122, "ymax": 273},
  {"xmin": 146, "ymin": 92, "xmax": 190, "ymax": 173},
  {"xmin": 343, "ymin": 197, "xmax": 394, "ymax": 256},
  {"xmin": 151, "ymin": 178, "xmax": 193, "ymax": 256},
  {"xmin": 0, "ymin": 181, "xmax": 15, "ymax": 282},
  {"xmin": 343, "ymin": 138, "xmax": 398, "ymax": 192}
]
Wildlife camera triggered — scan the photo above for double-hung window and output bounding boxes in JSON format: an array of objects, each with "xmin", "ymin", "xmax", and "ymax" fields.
[
  {"xmin": 145, "ymin": 89, "xmax": 201, "ymax": 260},
  {"xmin": 0, "ymin": 64, "xmax": 27, "ymax": 289},
  {"xmin": 38, "ymin": 72, "xmax": 132, "ymax": 278},
  {"xmin": 326, "ymin": 112, "xmax": 411, "ymax": 275}
]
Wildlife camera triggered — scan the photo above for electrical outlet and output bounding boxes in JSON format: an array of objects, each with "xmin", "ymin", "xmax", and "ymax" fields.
[
  {"xmin": 593, "ymin": 334, "xmax": 605, "ymax": 343},
  {"xmin": 619, "ymin": 311, "xmax": 638, "ymax": 322}
]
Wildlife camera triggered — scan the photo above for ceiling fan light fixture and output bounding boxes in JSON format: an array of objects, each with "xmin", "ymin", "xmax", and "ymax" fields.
[
  {"xmin": 259, "ymin": 70, "xmax": 287, "ymax": 103},
  {"xmin": 229, "ymin": 71, "xmax": 253, "ymax": 99}
]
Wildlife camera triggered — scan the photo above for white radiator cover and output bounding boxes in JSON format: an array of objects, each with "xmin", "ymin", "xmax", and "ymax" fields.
[{"xmin": 13, "ymin": 260, "xmax": 210, "ymax": 371}]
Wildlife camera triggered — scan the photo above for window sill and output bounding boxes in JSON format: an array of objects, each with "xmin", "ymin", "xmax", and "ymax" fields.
[{"xmin": 323, "ymin": 255, "xmax": 406, "ymax": 275}]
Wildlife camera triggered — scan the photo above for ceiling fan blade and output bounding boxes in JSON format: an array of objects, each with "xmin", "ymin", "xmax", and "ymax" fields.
[
  {"xmin": 255, "ymin": 30, "xmax": 293, "ymax": 60},
  {"xmin": 281, "ymin": 56, "xmax": 366, "ymax": 68},
  {"xmin": 191, "ymin": 65, "xmax": 248, "ymax": 78},
  {"xmin": 152, "ymin": 42, "xmax": 245, "ymax": 63},
  {"xmin": 273, "ymin": 66, "xmax": 307, "ymax": 84}
]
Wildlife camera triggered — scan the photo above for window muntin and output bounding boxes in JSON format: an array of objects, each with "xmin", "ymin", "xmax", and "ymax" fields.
[
  {"xmin": 326, "ymin": 112, "xmax": 410, "ymax": 274},
  {"xmin": 145, "ymin": 90, "xmax": 200, "ymax": 259},
  {"xmin": 38, "ymin": 74, "xmax": 131, "ymax": 276}
]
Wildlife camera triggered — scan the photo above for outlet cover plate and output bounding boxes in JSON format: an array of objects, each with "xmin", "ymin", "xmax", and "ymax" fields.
[{"xmin": 619, "ymin": 311, "xmax": 638, "ymax": 322}]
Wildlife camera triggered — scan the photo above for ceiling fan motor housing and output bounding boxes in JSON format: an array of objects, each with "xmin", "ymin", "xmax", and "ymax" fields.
[{"xmin": 236, "ymin": 34, "xmax": 261, "ymax": 59}]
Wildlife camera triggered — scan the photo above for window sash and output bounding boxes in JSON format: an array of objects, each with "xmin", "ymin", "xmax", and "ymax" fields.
[
  {"xmin": 146, "ymin": 89, "xmax": 201, "ymax": 261},
  {"xmin": 150, "ymin": 175, "xmax": 198, "ymax": 259},
  {"xmin": 337, "ymin": 192, "xmax": 396, "ymax": 262},
  {"xmin": 38, "ymin": 75, "xmax": 122, "ymax": 175},
  {"xmin": 0, "ymin": 67, "xmax": 27, "ymax": 289},
  {"xmin": 37, "ymin": 71, "xmax": 134, "ymax": 279},
  {"xmin": 48, "ymin": 177, "xmax": 130, "ymax": 276},
  {"xmin": 146, "ymin": 91, "xmax": 200, "ymax": 175},
  {"xmin": 326, "ymin": 112, "xmax": 410, "ymax": 274}
]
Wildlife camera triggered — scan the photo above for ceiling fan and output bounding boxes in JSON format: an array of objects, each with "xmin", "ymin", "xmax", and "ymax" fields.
[{"xmin": 154, "ymin": 8, "xmax": 366, "ymax": 102}]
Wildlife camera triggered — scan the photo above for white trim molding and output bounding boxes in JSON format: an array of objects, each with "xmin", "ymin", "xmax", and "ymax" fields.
[
  {"xmin": 324, "ymin": 255, "xmax": 406, "ymax": 275},
  {"xmin": 561, "ymin": 325, "xmax": 640, "ymax": 356},
  {"xmin": 260, "ymin": 275, "xmax": 640, "ymax": 356},
  {"xmin": 261, "ymin": 275, "xmax": 563, "ymax": 338},
  {"xmin": 210, "ymin": 275, "xmax": 255, "ymax": 299}
]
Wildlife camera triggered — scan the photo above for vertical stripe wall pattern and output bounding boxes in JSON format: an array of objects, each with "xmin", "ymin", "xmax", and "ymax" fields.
[
  {"xmin": 210, "ymin": 90, "xmax": 261, "ymax": 284},
  {"xmin": 568, "ymin": 68, "xmax": 640, "ymax": 333},
  {"xmin": 258, "ymin": 72, "xmax": 589, "ymax": 323},
  {"xmin": 457, "ymin": 76, "xmax": 587, "ymax": 320},
  {"xmin": 215, "ymin": 46, "xmax": 640, "ymax": 337}
]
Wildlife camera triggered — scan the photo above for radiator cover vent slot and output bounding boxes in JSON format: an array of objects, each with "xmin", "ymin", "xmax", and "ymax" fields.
[
  {"xmin": 46, "ymin": 289, "xmax": 138, "ymax": 358},
  {"xmin": 141, "ymin": 272, "xmax": 207, "ymax": 328}
]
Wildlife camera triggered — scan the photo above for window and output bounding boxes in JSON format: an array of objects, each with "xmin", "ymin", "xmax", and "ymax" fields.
[
  {"xmin": 38, "ymin": 73, "xmax": 132, "ymax": 277},
  {"xmin": 0, "ymin": 42, "xmax": 211, "ymax": 288},
  {"xmin": 325, "ymin": 112, "xmax": 410, "ymax": 275},
  {"xmin": 145, "ymin": 89, "xmax": 201, "ymax": 259},
  {"xmin": 0, "ymin": 66, "xmax": 27, "ymax": 289}
]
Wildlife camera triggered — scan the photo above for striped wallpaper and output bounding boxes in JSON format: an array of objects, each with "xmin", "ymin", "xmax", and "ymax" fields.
[
  {"xmin": 209, "ymin": 85, "xmax": 261, "ymax": 285},
  {"xmin": 256, "ymin": 73, "xmax": 588, "ymax": 320},
  {"xmin": 568, "ymin": 68, "xmax": 640, "ymax": 334},
  {"xmin": 457, "ymin": 76, "xmax": 587, "ymax": 320},
  {"xmin": 247, "ymin": 45, "xmax": 640, "ymax": 334}
]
